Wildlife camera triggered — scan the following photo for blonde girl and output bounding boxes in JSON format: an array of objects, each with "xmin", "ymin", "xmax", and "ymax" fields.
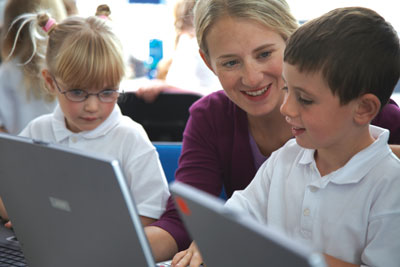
[{"xmin": 1, "ymin": 6, "xmax": 170, "ymax": 227}]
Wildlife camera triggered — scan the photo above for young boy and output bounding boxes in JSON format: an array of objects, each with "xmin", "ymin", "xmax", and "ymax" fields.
[{"xmin": 225, "ymin": 7, "xmax": 400, "ymax": 267}]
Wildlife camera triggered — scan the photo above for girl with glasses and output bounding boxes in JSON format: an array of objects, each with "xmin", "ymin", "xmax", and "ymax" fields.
[{"xmin": 0, "ymin": 5, "xmax": 170, "ymax": 228}]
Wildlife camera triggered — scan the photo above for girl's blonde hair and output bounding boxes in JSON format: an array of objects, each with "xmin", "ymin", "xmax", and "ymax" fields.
[
  {"xmin": 1, "ymin": 0, "xmax": 67, "ymax": 101},
  {"xmin": 193, "ymin": 0, "xmax": 298, "ymax": 57},
  {"xmin": 39, "ymin": 13, "xmax": 125, "ymax": 90},
  {"xmin": 7, "ymin": 5, "xmax": 125, "ymax": 95}
]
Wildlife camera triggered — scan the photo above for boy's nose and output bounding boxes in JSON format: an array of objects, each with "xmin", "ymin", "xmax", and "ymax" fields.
[{"xmin": 280, "ymin": 90, "xmax": 296, "ymax": 120}]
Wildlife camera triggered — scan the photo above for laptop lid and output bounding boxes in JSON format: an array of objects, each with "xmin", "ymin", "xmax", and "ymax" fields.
[
  {"xmin": 170, "ymin": 181, "xmax": 327, "ymax": 267},
  {"xmin": 0, "ymin": 133, "xmax": 157, "ymax": 267}
]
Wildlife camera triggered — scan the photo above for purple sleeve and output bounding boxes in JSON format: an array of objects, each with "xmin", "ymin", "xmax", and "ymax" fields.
[
  {"xmin": 372, "ymin": 99, "xmax": 400, "ymax": 144},
  {"xmin": 151, "ymin": 92, "xmax": 226, "ymax": 251}
]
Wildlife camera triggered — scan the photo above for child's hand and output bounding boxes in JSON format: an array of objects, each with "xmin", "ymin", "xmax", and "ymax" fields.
[
  {"xmin": 171, "ymin": 241, "xmax": 204, "ymax": 267},
  {"xmin": 5, "ymin": 220, "xmax": 12, "ymax": 228},
  {"xmin": 0, "ymin": 197, "xmax": 9, "ymax": 220}
]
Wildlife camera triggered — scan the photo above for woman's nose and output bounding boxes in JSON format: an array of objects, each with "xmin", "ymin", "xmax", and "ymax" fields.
[{"xmin": 241, "ymin": 62, "xmax": 263, "ymax": 88}]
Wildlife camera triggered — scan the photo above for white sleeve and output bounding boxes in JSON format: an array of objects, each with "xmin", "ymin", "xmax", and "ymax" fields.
[
  {"xmin": 225, "ymin": 158, "xmax": 273, "ymax": 225},
  {"xmin": 361, "ymin": 174, "xmax": 400, "ymax": 267},
  {"xmin": 122, "ymin": 126, "xmax": 170, "ymax": 219}
]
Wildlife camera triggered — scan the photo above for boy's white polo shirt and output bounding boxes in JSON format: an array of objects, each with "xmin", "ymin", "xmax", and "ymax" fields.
[
  {"xmin": 226, "ymin": 126, "xmax": 400, "ymax": 267},
  {"xmin": 20, "ymin": 105, "xmax": 170, "ymax": 219}
]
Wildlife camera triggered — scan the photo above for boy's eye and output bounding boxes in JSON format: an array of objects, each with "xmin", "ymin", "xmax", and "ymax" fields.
[{"xmin": 297, "ymin": 96, "xmax": 313, "ymax": 105}]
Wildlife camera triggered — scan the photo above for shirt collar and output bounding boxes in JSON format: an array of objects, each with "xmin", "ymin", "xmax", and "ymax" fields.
[
  {"xmin": 51, "ymin": 104, "xmax": 122, "ymax": 142},
  {"xmin": 298, "ymin": 125, "xmax": 391, "ymax": 186}
]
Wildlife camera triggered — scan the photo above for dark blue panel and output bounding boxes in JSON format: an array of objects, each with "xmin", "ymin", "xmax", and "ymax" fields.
[{"xmin": 129, "ymin": 0, "xmax": 162, "ymax": 3}]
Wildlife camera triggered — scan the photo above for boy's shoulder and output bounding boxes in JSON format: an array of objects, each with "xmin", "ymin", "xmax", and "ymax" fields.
[{"xmin": 269, "ymin": 138, "xmax": 306, "ymax": 163}]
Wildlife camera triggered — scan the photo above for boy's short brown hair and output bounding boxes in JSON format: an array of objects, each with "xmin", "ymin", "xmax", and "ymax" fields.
[{"xmin": 284, "ymin": 7, "xmax": 400, "ymax": 106}]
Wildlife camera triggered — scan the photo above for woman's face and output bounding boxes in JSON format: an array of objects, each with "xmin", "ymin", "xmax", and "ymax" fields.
[{"xmin": 204, "ymin": 17, "xmax": 287, "ymax": 117}]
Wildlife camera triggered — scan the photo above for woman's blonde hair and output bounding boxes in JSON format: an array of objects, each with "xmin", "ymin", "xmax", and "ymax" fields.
[
  {"xmin": 193, "ymin": 0, "xmax": 298, "ymax": 57},
  {"xmin": 1, "ymin": 0, "xmax": 67, "ymax": 101}
]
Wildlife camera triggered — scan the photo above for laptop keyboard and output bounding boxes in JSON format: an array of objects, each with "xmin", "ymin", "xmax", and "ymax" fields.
[{"xmin": 0, "ymin": 244, "xmax": 27, "ymax": 267}]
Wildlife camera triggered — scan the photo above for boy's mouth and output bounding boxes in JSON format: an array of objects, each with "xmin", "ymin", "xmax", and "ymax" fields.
[{"xmin": 291, "ymin": 126, "xmax": 305, "ymax": 136}]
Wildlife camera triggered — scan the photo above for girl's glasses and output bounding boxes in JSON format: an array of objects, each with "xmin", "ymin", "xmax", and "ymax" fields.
[{"xmin": 52, "ymin": 76, "xmax": 120, "ymax": 103}]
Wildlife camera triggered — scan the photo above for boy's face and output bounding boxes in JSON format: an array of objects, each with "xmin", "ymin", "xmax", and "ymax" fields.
[{"xmin": 280, "ymin": 63, "xmax": 358, "ymax": 151}]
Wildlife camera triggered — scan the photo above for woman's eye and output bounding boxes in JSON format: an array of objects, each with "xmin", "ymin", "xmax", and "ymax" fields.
[
  {"xmin": 258, "ymin": 51, "xmax": 271, "ymax": 59},
  {"xmin": 222, "ymin": 59, "xmax": 239, "ymax": 68}
]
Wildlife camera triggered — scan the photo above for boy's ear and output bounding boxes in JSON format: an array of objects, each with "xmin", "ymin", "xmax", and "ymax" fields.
[
  {"xmin": 199, "ymin": 49, "xmax": 215, "ymax": 74},
  {"xmin": 41, "ymin": 69, "xmax": 56, "ymax": 93},
  {"xmin": 354, "ymin": 93, "xmax": 381, "ymax": 125}
]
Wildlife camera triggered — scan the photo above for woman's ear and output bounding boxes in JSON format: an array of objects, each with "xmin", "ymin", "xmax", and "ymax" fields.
[
  {"xmin": 41, "ymin": 69, "xmax": 56, "ymax": 93},
  {"xmin": 199, "ymin": 49, "xmax": 215, "ymax": 74},
  {"xmin": 354, "ymin": 93, "xmax": 381, "ymax": 125}
]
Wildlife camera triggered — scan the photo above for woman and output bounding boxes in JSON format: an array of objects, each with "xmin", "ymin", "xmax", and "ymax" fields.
[{"xmin": 145, "ymin": 0, "xmax": 400, "ymax": 265}]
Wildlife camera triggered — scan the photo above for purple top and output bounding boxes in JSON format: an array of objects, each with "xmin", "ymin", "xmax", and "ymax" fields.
[{"xmin": 151, "ymin": 90, "xmax": 400, "ymax": 251}]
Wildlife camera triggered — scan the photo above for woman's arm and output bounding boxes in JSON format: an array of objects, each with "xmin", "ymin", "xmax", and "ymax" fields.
[
  {"xmin": 389, "ymin": 144, "xmax": 400, "ymax": 158},
  {"xmin": 148, "ymin": 95, "xmax": 229, "ymax": 260},
  {"xmin": 145, "ymin": 226, "xmax": 178, "ymax": 262},
  {"xmin": 140, "ymin": 216, "xmax": 156, "ymax": 227}
]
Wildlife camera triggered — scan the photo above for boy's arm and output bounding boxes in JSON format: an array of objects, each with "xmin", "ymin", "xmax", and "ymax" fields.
[
  {"xmin": 324, "ymin": 254, "xmax": 359, "ymax": 267},
  {"xmin": 389, "ymin": 144, "xmax": 400, "ymax": 158}
]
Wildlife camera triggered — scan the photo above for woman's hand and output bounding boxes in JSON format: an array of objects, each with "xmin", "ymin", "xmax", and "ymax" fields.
[{"xmin": 171, "ymin": 241, "xmax": 204, "ymax": 267}]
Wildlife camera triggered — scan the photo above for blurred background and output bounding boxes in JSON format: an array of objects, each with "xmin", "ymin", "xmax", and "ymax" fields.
[{"xmin": 73, "ymin": 0, "xmax": 400, "ymax": 72}]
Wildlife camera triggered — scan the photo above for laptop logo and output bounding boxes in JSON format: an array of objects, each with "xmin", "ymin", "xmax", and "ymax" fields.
[
  {"xmin": 49, "ymin": 196, "xmax": 71, "ymax": 212},
  {"xmin": 175, "ymin": 196, "xmax": 191, "ymax": 215}
]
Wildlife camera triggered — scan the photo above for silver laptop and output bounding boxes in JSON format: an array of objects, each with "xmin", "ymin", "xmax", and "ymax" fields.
[
  {"xmin": 0, "ymin": 133, "xmax": 171, "ymax": 267},
  {"xmin": 170, "ymin": 181, "xmax": 327, "ymax": 267}
]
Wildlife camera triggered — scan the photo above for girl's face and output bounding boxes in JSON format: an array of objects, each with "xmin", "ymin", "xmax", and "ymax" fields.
[
  {"xmin": 43, "ymin": 70, "xmax": 118, "ymax": 133},
  {"xmin": 203, "ymin": 17, "xmax": 287, "ymax": 117}
]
